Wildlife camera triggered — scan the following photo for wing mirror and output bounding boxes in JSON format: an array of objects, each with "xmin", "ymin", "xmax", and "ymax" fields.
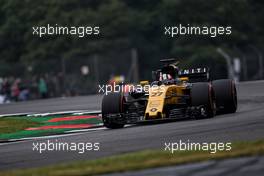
[
  {"xmin": 179, "ymin": 77, "xmax": 189, "ymax": 81},
  {"xmin": 140, "ymin": 80, "xmax": 149, "ymax": 86}
]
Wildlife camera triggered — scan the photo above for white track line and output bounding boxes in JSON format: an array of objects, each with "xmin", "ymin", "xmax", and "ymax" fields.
[
  {"xmin": 65, "ymin": 126, "xmax": 106, "ymax": 133},
  {"xmin": 0, "ymin": 110, "xmax": 101, "ymax": 118},
  {"xmin": 0, "ymin": 113, "xmax": 34, "ymax": 118},
  {"xmin": 27, "ymin": 110, "xmax": 101, "ymax": 117}
]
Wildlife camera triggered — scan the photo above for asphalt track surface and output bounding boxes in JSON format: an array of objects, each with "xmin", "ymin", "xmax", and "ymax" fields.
[{"xmin": 0, "ymin": 81, "xmax": 264, "ymax": 172}]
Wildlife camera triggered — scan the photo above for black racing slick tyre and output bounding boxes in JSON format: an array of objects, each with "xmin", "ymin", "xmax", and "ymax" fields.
[
  {"xmin": 101, "ymin": 92, "xmax": 125, "ymax": 129},
  {"xmin": 212, "ymin": 79, "xmax": 237, "ymax": 114},
  {"xmin": 191, "ymin": 82, "xmax": 216, "ymax": 119}
]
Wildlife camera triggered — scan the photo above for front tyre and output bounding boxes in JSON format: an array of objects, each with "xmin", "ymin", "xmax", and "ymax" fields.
[
  {"xmin": 212, "ymin": 79, "xmax": 237, "ymax": 114},
  {"xmin": 191, "ymin": 82, "xmax": 216, "ymax": 119},
  {"xmin": 101, "ymin": 92, "xmax": 125, "ymax": 129}
]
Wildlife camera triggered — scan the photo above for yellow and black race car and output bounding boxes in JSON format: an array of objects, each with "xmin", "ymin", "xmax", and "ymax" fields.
[{"xmin": 101, "ymin": 59, "xmax": 237, "ymax": 129}]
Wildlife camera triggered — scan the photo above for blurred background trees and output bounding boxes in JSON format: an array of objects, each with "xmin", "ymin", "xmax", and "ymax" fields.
[{"xmin": 0, "ymin": 0, "xmax": 263, "ymax": 96}]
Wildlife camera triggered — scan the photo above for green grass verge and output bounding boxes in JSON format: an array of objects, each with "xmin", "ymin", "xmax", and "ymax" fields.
[
  {"xmin": 0, "ymin": 117, "xmax": 41, "ymax": 134},
  {"xmin": 1, "ymin": 140, "xmax": 264, "ymax": 176}
]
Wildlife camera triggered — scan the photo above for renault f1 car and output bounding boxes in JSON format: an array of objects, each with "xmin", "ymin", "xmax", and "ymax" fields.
[{"xmin": 101, "ymin": 59, "xmax": 237, "ymax": 129}]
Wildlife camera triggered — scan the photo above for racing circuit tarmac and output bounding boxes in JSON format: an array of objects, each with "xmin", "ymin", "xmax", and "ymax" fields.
[{"xmin": 0, "ymin": 81, "xmax": 264, "ymax": 173}]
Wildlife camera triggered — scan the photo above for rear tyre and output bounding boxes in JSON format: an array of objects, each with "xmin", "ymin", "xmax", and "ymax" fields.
[
  {"xmin": 191, "ymin": 82, "xmax": 216, "ymax": 119},
  {"xmin": 101, "ymin": 92, "xmax": 125, "ymax": 129},
  {"xmin": 212, "ymin": 79, "xmax": 237, "ymax": 114}
]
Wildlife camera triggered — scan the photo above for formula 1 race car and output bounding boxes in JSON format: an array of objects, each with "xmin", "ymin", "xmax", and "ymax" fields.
[{"xmin": 101, "ymin": 59, "xmax": 237, "ymax": 129}]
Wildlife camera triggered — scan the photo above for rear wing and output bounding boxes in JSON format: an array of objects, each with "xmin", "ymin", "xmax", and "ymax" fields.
[{"xmin": 178, "ymin": 68, "xmax": 210, "ymax": 82}]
